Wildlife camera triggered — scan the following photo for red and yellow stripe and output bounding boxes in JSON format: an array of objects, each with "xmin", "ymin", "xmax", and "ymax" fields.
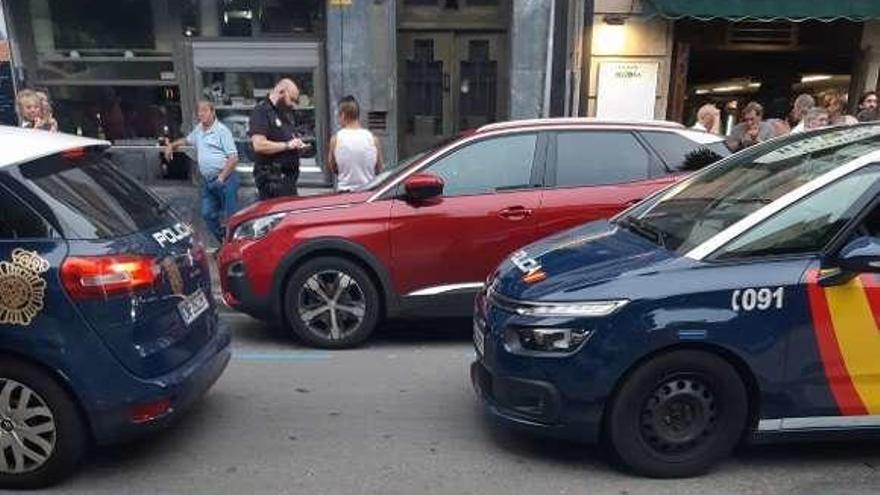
[{"xmin": 807, "ymin": 270, "xmax": 880, "ymax": 415}]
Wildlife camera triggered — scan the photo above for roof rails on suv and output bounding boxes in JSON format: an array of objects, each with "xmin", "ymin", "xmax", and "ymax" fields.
[{"xmin": 477, "ymin": 117, "xmax": 686, "ymax": 134}]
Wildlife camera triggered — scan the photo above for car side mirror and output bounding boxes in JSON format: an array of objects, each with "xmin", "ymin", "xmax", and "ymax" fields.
[
  {"xmin": 820, "ymin": 236, "xmax": 880, "ymax": 286},
  {"xmin": 403, "ymin": 173, "xmax": 444, "ymax": 203}
]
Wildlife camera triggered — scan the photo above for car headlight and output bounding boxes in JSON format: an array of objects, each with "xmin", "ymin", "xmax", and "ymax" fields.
[
  {"xmin": 509, "ymin": 327, "xmax": 593, "ymax": 353},
  {"xmin": 232, "ymin": 213, "xmax": 286, "ymax": 240},
  {"xmin": 513, "ymin": 299, "xmax": 629, "ymax": 317}
]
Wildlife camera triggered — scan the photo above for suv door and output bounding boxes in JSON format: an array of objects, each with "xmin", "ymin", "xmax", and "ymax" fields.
[
  {"xmin": 389, "ymin": 131, "xmax": 545, "ymax": 297},
  {"xmin": 536, "ymin": 129, "xmax": 674, "ymax": 238}
]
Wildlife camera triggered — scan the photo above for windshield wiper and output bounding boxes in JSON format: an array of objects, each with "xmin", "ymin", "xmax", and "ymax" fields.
[{"xmin": 617, "ymin": 216, "xmax": 668, "ymax": 248}]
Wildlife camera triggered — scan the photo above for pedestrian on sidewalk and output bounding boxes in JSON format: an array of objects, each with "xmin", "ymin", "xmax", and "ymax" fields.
[
  {"xmin": 165, "ymin": 100, "xmax": 239, "ymax": 241},
  {"xmin": 788, "ymin": 94, "xmax": 815, "ymax": 133},
  {"xmin": 691, "ymin": 103, "xmax": 720, "ymax": 134},
  {"xmin": 249, "ymin": 78, "xmax": 308, "ymax": 199},
  {"xmin": 802, "ymin": 107, "xmax": 830, "ymax": 131},
  {"xmin": 822, "ymin": 90, "xmax": 858, "ymax": 126},
  {"xmin": 16, "ymin": 89, "xmax": 57, "ymax": 132},
  {"xmin": 856, "ymin": 91, "xmax": 879, "ymax": 122},
  {"xmin": 327, "ymin": 96, "xmax": 382, "ymax": 192},
  {"xmin": 726, "ymin": 102, "xmax": 774, "ymax": 151}
]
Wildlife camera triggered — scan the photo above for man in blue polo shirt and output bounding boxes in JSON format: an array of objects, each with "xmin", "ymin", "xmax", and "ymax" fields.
[{"xmin": 165, "ymin": 100, "xmax": 239, "ymax": 241}]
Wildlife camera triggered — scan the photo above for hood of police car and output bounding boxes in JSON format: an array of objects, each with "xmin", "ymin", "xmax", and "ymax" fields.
[{"xmin": 491, "ymin": 220, "xmax": 686, "ymax": 302}]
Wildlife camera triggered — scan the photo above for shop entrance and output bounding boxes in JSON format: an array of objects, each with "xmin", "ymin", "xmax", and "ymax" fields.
[
  {"xmin": 398, "ymin": 31, "xmax": 507, "ymax": 156},
  {"xmin": 396, "ymin": 0, "xmax": 510, "ymax": 157},
  {"xmin": 669, "ymin": 20, "xmax": 864, "ymax": 129}
]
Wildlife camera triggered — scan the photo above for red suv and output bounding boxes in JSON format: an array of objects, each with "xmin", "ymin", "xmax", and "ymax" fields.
[{"xmin": 218, "ymin": 119, "xmax": 727, "ymax": 348}]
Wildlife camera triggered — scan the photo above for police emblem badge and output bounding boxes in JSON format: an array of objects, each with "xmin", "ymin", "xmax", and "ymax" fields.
[{"xmin": 0, "ymin": 249, "xmax": 50, "ymax": 326}]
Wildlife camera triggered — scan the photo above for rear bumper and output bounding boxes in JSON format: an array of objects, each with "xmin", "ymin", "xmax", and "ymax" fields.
[
  {"xmin": 470, "ymin": 360, "xmax": 602, "ymax": 443},
  {"xmin": 89, "ymin": 321, "xmax": 232, "ymax": 445}
]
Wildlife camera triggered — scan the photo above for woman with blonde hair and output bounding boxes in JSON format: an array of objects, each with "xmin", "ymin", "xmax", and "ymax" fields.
[
  {"xmin": 691, "ymin": 103, "xmax": 721, "ymax": 134},
  {"xmin": 16, "ymin": 89, "xmax": 58, "ymax": 131}
]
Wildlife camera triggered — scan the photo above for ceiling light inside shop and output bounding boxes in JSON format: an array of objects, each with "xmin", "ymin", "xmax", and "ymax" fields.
[
  {"xmin": 712, "ymin": 85, "xmax": 744, "ymax": 93},
  {"xmin": 695, "ymin": 89, "xmax": 710, "ymax": 95},
  {"xmin": 748, "ymin": 82, "xmax": 762, "ymax": 88},
  {"xmin": 801, "ymin": 74, "xmax": 832, "ymax": 83}
]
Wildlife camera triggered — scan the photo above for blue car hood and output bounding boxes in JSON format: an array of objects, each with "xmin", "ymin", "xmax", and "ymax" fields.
[{"xmin": 493, "ymin": 220, "xmax": 681, "ymax": 301}]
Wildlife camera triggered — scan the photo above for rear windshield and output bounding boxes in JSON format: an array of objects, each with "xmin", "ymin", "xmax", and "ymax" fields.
[{"xmin": 0, "ymin": 148, "xmax": 175, "ymax": 239}]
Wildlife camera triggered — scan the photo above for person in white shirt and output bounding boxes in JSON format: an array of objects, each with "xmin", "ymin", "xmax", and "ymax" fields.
[
  {"xmin": 788, "ymin": 93, "xmax": 815, "ymax": 134},
  {"xmin": 691, "ymin": 103, "xmax": 720, "ymax": 134},
  {"xmin": 327, "ymin": 96, "xmax": 383, "ymax": 192}
]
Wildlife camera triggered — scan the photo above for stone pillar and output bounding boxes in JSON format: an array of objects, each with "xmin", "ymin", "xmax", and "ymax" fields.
[
  {"xmin": 199, "ymin": 0, "xmax": 220, "ymax": 37},
  {"xmin": 510, "ymin": 0, "xmax": 553, "ymax": 119},
  {"xmin": 860, "ymin": 22, "xmax": 880, "ymax": 93},
  {"xmin": 326, "ymin": 0, "xmax": 397, "ymax": 165}
]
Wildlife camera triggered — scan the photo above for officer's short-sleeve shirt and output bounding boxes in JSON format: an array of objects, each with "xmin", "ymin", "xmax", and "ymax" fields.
[{"xmin": 248, "ymin": 99, "xmax": 299, "ymax": 168}]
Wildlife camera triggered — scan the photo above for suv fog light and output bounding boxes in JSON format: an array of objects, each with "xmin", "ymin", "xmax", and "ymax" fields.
[{"xmin": 512, "ymin": 328, "xmax": 593, "ymax": 353}]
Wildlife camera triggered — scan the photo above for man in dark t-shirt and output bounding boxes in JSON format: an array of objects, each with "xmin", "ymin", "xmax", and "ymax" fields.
[{"xmin": 249, "ymin": 78, "xmax": 308, "ymax": 199}]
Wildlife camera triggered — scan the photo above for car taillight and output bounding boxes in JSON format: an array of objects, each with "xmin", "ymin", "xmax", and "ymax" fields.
[{"xmin": 61, "ymin": 255, "xmax": 161, "ymax": 300}]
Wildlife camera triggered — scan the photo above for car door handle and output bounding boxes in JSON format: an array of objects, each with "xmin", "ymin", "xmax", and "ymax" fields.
[{"xmin": 499, "ymin": 206, "xmax": 533, "ymax": 220}]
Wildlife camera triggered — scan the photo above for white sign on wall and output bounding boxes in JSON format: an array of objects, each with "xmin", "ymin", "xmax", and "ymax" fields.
[{"xmin": 596, "ymin": 61, "xmax": 659, "ymax": 120}]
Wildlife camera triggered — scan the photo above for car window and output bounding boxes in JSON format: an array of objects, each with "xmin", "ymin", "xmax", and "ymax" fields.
[
  {"xmin": 555, "ymin": 131, "xmax": 649, "ymax": 187},
  {"xmin": 0, "ymin": 186, "xmax": 52, "ymax": 240},
  {"xmin": 426, "ymin": 133, "xmax": 537, "ymax": 197},
  {"xmin": 713, "ymin": 167, "xmax": 880, "ymax": 260},
  {"xmin": 1, "ymin": 148, "xmax": 175, "ymax": 240},
  {"xmin": 640, "ymin": 131, "xmax": 729, "ymax": 171},
  {"xmin": 622, "ymin": 126, "xmax": 880, "ymax": 254}
]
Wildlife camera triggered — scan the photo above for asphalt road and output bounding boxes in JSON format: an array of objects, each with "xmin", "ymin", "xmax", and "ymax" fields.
[{"xmin": 18, "ymin": 314, "xmax": 880, "ymax": 495}]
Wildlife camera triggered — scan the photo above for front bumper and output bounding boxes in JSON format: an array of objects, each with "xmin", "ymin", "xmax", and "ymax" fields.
[
  {"xmin": 470, "ymin": 359, "xmax": 602, "ymax": 443},
  {"xmin": 221, "ymin": 259, "xmax": 273, "ymax": 319},
  {"xmin": 88, "ymin": 321, "xmax": 233, "ymax": 445}
]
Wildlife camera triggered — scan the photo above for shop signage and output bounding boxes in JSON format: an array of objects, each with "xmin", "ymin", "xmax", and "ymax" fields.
[
  {"xmin": 596, "ymin": 61, "xmax": 659, "ymax": 120},
  {"xmin": 329, "ymin": 0, "xmax": 353, "ymax": 6}
]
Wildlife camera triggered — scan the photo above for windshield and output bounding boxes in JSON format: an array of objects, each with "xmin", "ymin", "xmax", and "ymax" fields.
[
  {"xmin": 355, "ymin": 150, "xmax": 428, "ymax": 192},
  {"xmin": 619, "ymin": 125, "xmax": 880, "ymax": 254}
]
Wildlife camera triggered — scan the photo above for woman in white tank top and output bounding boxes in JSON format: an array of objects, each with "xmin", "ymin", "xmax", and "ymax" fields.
[{"xmin": 327, "ymin": 96, "xmax": 383, "ymax": 192}]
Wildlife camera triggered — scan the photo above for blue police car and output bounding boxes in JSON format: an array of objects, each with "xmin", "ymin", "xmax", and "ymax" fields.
[
  {"xmin": 472, "ymin": 124, "xmax": 880, "ymax": 477},
  {"xmin": 0, "ymin": 127, "xmax": 230, "ymax": 488}
]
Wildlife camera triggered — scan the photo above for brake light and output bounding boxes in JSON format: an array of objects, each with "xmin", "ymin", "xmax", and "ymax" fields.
[
  {"xmin": 129, "ymin": 398, "xmax": 172, "ymax": 424},
  {"xmin": 61, "ymin": 147, "xmax": 88, "ymax": 160},
  {"xmin": 61, "ymin": 255, "xmax": 161, "ymax": 300}
]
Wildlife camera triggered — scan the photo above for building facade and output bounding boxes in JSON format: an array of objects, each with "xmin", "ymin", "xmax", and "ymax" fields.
[{"xmin": 3, "ymin": 0, "xmax": 880, "ymax": 186}]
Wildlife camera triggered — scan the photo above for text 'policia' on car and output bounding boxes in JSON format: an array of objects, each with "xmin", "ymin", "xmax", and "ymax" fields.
[
  {"xmin": 472, "ymin": 124, "xmax": 880, "ymax": 478},
  {"xmin": 0, "ymin": 127, "xmax": 230, "ymax": 489},
  {"xmin": 219, "ymin": 118, "xmax": 727, "ymax": 348}
]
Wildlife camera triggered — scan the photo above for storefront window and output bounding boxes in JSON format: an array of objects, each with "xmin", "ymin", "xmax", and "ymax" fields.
[
  {"xmin": 47, "ymin": 0, "xmax": 154, "ymax": 50},
  {"xmin": 48, "ymin": 85, "xmax": 182, "ymax": 142},
  {"xmin": 200, "ymin": 70, "xmax": 317, "ymax": 165},
  {"xmin": 218, "ymin": 0, "xmax": 324, "ymax": 37}
]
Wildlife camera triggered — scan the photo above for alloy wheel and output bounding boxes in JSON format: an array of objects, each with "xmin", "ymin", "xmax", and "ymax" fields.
[
  {"xmin": 0, "ymin": 378, "xmax": 56, "ymax": 474},
  {"xmin": 297, "ymin": 270, "xmax": 367, "ymax": 341}
]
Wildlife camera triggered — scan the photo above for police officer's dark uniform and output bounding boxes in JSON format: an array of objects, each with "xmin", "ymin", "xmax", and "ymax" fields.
[{"xmin": 248, "ymin": 98, "xmax": 300, "ymax": 199}]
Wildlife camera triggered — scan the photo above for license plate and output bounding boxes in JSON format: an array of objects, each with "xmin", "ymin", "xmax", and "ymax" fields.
[
  {"xmin": 473, "ymin": 321, "xmax": 485, "ymax": 356},
  {"xmin": 178, "ymin": 288, "xmax": 209, "ymax": 325}
]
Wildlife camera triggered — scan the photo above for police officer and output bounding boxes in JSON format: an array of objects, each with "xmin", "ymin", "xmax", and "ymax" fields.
[{"xmin": 249, "ymin": 78, "xmax": 308, "ymax": 199}]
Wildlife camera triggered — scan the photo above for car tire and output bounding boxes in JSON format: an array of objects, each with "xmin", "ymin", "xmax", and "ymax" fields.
[
  {"xmin": 0, "ymin": 357, "xmax": 87, "ymax": 489},
  {"xmin": 284, "ymin": 256, "xmax": 381, "ymax": 349},
  {"xmin": 605, "ymin": 350, "xmax": 748, "ymax": 478}
]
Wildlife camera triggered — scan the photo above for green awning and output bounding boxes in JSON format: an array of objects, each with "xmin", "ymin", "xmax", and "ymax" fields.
[{"xmin": 643, "ymin": 0, "xmax": 880, "ymax": 22}]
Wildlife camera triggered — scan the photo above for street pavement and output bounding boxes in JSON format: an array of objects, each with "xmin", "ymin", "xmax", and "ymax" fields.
[{"xmin": 16, "ymin": 315, "xmax": 880, "ymax": 495}]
